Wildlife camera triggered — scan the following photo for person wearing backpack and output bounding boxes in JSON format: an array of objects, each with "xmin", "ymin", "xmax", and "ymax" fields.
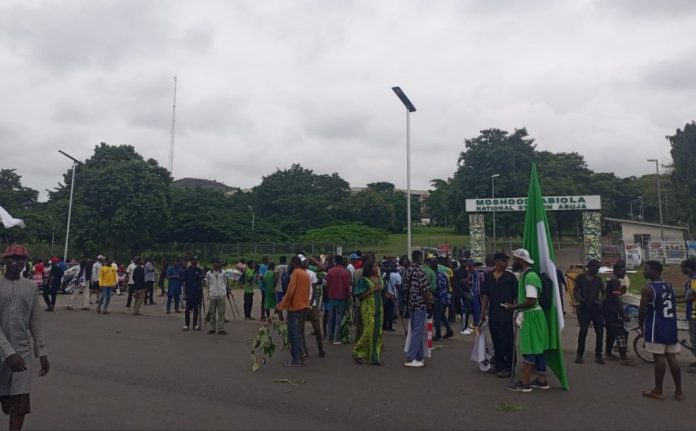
[
  {"xmin": 573, "ymin": 259, "xmax": 606, "ymax": 365},
  {"xmin": 505, "ymin": 249, "xmax": 550, "ymax": 392}
]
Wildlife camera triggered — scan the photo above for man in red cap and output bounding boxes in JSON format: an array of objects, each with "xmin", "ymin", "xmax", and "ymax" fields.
[{"xmin": 0, "ymin": 244, "xmax": 49, "ymax": 430}]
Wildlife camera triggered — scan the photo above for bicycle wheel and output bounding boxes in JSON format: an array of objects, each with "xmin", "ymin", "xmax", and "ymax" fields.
[{"xmin": 633, "ymin": 333, "xmax": 654, "ymax": 363}]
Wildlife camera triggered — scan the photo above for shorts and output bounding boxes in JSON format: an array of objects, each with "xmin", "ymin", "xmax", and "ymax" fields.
[
  {"xmin": 0, "ymin": 394, "xmax": 30, "ymax": 416},
  {"xmin": 645, "ymin": 342, "xmax": 681, "ymax": 354},
  {"xmin": 522, "ymin": 354, "xmax": 547, "ymax": 373}
]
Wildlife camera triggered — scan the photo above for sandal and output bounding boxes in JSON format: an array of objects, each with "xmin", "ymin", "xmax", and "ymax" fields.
[
  {"xmin": 353, "ymin": 357, "xmax": 363, "ymax": 365},
  {"xmin": 642, "ymin": 390, "xmax": 664, "ymax": 400},
  {"xmin": 371, "ymin": 361, "xmax": 385, "ymax": 366},
  {"xmin": 674, "ymin": 393, "xmax": 685, "ymax": 402}
]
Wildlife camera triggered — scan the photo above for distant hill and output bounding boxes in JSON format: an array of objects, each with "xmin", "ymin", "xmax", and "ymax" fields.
[{"xmin": 172, "ymin": 177, "xmax": 234, "ymax": 192}]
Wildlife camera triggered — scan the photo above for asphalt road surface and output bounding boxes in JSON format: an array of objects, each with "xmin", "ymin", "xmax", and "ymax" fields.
[{"xmin": 18, "ymin": 291, "xmax": 695, "ymax": 430}]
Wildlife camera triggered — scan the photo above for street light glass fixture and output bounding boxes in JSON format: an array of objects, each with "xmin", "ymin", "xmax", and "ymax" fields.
[
  {"xmin": 58, "ymin": 150, "xmax": 82, "ymax": 261},
  {"xmin": 491, "ymin": 174, "xmax": 500, "ymax": 251},
  {"xmin": 392, "ymin": 86, "xmax": 416, "ymax": 258}
]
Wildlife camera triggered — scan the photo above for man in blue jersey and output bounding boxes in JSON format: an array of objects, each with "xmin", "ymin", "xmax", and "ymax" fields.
[{"xmin": 638, "ymin": 260, "xmax": 684, "ymax": 401}]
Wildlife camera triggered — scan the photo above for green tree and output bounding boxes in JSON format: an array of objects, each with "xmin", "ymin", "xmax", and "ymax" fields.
[
  {"xmin": 669, "ymin": 121, "xmax": 696, "ymax": 228},
  {"xmin": 48, "ymin": 143, "xmax": 172, "ymax": 257},
  {"xmin": 348, "ymin": 188, "xmax": 395, "ymax": 229},
  {"xmin": 253, "ymin": 164, "xmax": 350, "ymax": 234}
]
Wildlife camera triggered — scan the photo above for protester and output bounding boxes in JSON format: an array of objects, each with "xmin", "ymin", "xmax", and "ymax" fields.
[
  {"xmin": 275, "ymin": 256, "xmax": 289, "ymax": 319},
  {"xmin": 325, "ymin": 255, "xmax": 351, "ymax": 343},
  {"xmin": 574, "ymin": 259, "xmax": 606, "ymax": 364},
  {"xmin": 263, "ymin": 262, "xmax": 277, "ymax": 319},
  {"xmin": 128, "ymin": 258, "xmax": 145, "ymax": 316},
  {"xmin": 166, "ymin": 259, "xmax": 184, "ymax": 314},
  {"xmin": 183, "ymin": 257, "xmax": 204, "ymax": 331},
  {"xmin": 43, "ymin": 258, "xmax": 63, "ymax": 312},
  {"xmin": 303, "ymin": 255, "xmax": 325, "ymax": 360},
  {"xmin": 206, "ymin": 260, "xmax": 228, "ymax": 335},
  {"xmin": 144, "ymin": 257, "xmax": 156, "ymax": 305},
  {"xmin": 258, "ymin": 256, "xmax": 270, "ymax": 320},
  {"xmin": 603, "ymin": 262, "xmax": 634, "ymax": 365},
  {"xmin": 432, "ymin": 260, "xmax": 454, "ymax": 341},
  {"xmin": 125, "ymin": 258, "xmax": 137, "ymax": 308},
  {"xmin": 97, "ymin": 257, "xmax": 117, "ymax": 314},
  {"xmin": 639, "ymin": 260, "xmax": 684, "ymax": 401},
  {"xmin": 455, "ymin": 258, "xmax": 474, "ymax": 334},
  {"xmin": 403, "ymin": 250, "xmax": 431, "ymax": 368},
  {"xmin": 352, "ymin": 257, "xmax": 384, "ymax": 365},
  {"xmin": 480, "ymin": 252, "xmax": 517, "ymax": 377},
  {"xmin": 383, "ymin": 259, "xmax": 401, "ymax": 332},
  {"xmin": 277, "ymin": 256, "xmax": 310, "ymax": 367},
  {"xmin": 243, "ymin": 261, "xmax": 257, "ymax": 320},
  {"xmin": 32, "ymin": 259, "xmax": 44, "ymax": 290},
  {"xmin": 90, "ymin": 256, "xmax": 103, "ymax": 305},
  {"xmin": 157, "ymin": 258, "xmax": 168, "ymax": 297},
  {"xmin": 66, "ymin": 259, "xmax": 90, "ymax": 311},
  {"xmin": 505, "ymin": 249, "xmax": 550, "ymax": 392},
  {"xmin": 0, "ymin": 244, "xmax": 49, "ymax": 431},
  {"xmin": 680, "ymin": 259, "xmax": 696, "ymax": 371}
]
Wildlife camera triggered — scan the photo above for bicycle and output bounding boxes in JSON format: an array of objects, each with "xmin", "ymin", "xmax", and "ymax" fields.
[{"xmin": 631, "ymin": 319, "xmax": 693, "ymax": 364}]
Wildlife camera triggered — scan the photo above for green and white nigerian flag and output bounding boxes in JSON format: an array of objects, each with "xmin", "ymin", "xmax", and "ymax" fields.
[{"xmin": 522, "ymin": 164, "xmax": 569, "ymax": 390}]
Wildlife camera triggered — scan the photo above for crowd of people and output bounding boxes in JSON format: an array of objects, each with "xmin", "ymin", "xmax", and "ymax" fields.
[{"xmin": 2, "ymin": 242, "xmax": 695, "ymax": 429}]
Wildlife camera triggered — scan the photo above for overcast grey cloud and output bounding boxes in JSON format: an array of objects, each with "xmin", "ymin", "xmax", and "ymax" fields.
[{"xmin": 1, "ymin": 0, "xmax": 695, "ymax": 200}]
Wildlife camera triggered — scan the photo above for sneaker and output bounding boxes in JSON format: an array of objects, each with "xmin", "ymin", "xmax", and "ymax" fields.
[
  {"xmin": 66, "ymin": 305, "xmax": 73, "ymax": 310},
  {"xmin": 507, "ymin": 381, "xmax": 532, "ymax": 393},
  {"xmin": 333, "ymin": 341, "xmax": 343, "ymax": 345},
  {"xmin": 193, "ymin": 326, "xmax": 201, "ymax": 331},
  {"xmin": 404, "ymin": 360, "xmax": 424, "ymax": 368},
  {"xmin": 217, "ymin": 330, "xmax": 227, "ymax": 335},
  {"xmin": 207, "ymin": 330, "xmax": 216, "ymax": 335},
  {"xmin": 284, "ymin": 361, "xmax": 303, "ymax": 367},
  {"xmin": 462, "ymin": 328, "xmax": 473, "ymax": 335},
  {"xmin": 530, "ymin": 378, "xmax": 550, "ymax": 390},
  {"xmin": 403, "ymin": 360, "xmax": 418, "ymax": 367},
  {"xmin": 444, "ymin": 331, "xmax": 454, "ymax": 339},
  {"xmin": 182, "ymin": 326, "xmax": 190, "ymax": 331},
  {"xmin": 574, "ymin": 356, "xmax": 584, "ymax": 364},
  {"xmin": 497, "ymin": 370, "xmax": 512, "ymax": 378}
]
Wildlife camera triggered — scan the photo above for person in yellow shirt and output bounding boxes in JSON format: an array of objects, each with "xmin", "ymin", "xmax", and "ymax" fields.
[{"xmin": 98, "ymin": 258, "xmax": 117, "ymax": 314}]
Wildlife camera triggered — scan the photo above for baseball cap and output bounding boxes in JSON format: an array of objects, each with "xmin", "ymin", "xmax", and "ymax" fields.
[
  {"xmin": 349, "ymin": 253, "xmax": 359, "ymax": 260},
  {"xmin": 97, "ymin": 255, "xmax": 105, "ymax": 260},
  {"xmin": 512, "ymin": 249, "xmax": 534, "ymax": 265},
  {"xmin": 297, "ymin": 254, "xmax": 308, "ymax": 262},
  {"xmin": 3, "ymin": 244, "xmax": 28, "ymax": 258}
]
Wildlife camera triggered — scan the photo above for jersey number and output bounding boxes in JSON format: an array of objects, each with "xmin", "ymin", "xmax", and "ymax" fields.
[{"xmin": 662, "ymin": 299, "xmax": 674, "ymax": 319}]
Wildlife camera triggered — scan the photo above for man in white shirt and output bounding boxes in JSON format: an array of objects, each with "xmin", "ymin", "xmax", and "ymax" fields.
[
  {"xmin": 206, "ymin": 260, "xmax": 228, "ymax": 335},
  {"xmin": 126, "ymin": 258, "xmax": 137, "ymax": 307},
  {"xmin": 91, "ymin": 255, "xmax": 104, "ymax": 305}
]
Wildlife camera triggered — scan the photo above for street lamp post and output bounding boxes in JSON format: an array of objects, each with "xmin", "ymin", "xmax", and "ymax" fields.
[
  {"xmin": 491, "ymin": 174, "xmax": 500, "ymax": 251},
  {"xmin": 392, "ymin": 86, "xmax": 417, "ymax": 258},
  {"xmin": 248, "ymin": 205, "xmax": 255, "ymax": 231},
  {"xmin": 629, "ymin": 197, "xmax": 643, "ymax": 221},
  {"xmin": 58, "ymin": 150, "xmax": 81, "ymax": 261},
  {"xmin": 647, "ymin": 159, "xmax": 664, "ymax": 262}
]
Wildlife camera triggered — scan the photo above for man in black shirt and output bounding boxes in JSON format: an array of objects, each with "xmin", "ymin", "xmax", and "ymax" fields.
[
  {"xmin": 603, "ymin": 261, "xmax": 634, "ymax": 364},
  {"xmin": 574, "ymin": 259, "xmax": 606, "ymax": 364},
  {"xmin": 480, "ymin": 252, "xmax": 518, "ymax": 377},
  {"xmin": 183, "ymin": 258, "xmax": 204, "ymax": 331},
  {"xmin": 132, "ymin": 257, "xmax": 147, "ymax": 316}
]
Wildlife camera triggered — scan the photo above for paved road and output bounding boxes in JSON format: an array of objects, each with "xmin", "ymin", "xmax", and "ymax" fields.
[{"xmin": 20, "ymin": 291, "xmax": 695, "ymax": 430}]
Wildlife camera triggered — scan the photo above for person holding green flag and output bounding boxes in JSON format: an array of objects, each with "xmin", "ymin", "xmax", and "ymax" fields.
[{"xmin": 506, "ymin": 164, "xmax": 569, "ymax": 392}]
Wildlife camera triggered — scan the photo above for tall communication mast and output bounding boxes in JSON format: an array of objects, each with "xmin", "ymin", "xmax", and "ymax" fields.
[{"xmin": 168, "ymin": 75, "xmax": 178, "ymax": 175}]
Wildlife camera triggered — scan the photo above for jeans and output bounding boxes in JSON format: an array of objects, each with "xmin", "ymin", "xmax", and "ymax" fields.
[
  {"xmin": 209, "ymin": 297, "xmax": 226, "ymax": 331},
  {"xmin": 433, "ymin": 302, "xmax": 453, "ymax": 337},
  {"xmin": 287, "ymin": 311, "xmax": 304, "ymax": 364},
  {"xmin": 98, "ymin": 287, "xmax": 113, "ymax": 312},
  {"xmin": 302, "ymin": 306, "xmax": 324, "ymax": 354},
  {"xmin": 145, "ymin": 281, "xmax": 155, "ymax": 304},
  {"xmin": 243, "ymin": 292, "xmax": 254, "ymax": 318},
  {"xmin": 490, "ymin": 319, "xmax": 515, "ymax": 372},
  {"xmin": 471, "ymin": 295, "xmax": 481, "ymax": 327},
  {"xmin": 406, "ymin": 308, "xmax": 427, "ymax": 362},
  {"xmin": 577, "ymin": 309, "xmax": 604, "ymax": 357},
  {"xmin": 185, "ymin": 294, "xmax": 202, "ymax": 328},
  {"xmin": 328, "ymin": 300, "xmax": 346, "ymax": 342},
  {"xmin": 522, "ymin": 354, "xmax": 546, "ymax": 373},
  {"xmin": 43, "ymin": 282, "xmax": 59, "ymax": 309},
  {"xmin": 383, "ymin": 298, "xmax": 396, "ymax": 330},
  {"xmin": 126, "ymin": 284, "xmax": 135, "ymax": 307},
  {"xmin": 167, "ymin": 294, "xmax": 181, "ymax": 312}
]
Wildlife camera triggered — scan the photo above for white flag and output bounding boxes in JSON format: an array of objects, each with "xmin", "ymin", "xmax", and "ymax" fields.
[{"xmin": 0, "ymin": 205, "xmax": 25, "ymax": 229}]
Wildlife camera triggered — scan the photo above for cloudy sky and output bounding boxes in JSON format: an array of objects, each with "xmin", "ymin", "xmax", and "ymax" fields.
[{"xmin": 1, "ymin": 0, "xmax": 694, "ymax": 200}]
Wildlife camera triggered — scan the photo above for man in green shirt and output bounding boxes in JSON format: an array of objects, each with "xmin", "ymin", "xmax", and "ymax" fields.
[
  {"xmin": 421, "ymin": 255, "xmax": 437, "ymax": 292},
  {"xmin": 504, "ymin": 249, "xmax": 549, "ymax": 393}
]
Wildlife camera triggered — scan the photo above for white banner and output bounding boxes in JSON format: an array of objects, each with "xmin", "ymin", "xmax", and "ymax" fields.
[{"xmin": 465, "ymin": 195, "xmax": 601, "ymax": 212}]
